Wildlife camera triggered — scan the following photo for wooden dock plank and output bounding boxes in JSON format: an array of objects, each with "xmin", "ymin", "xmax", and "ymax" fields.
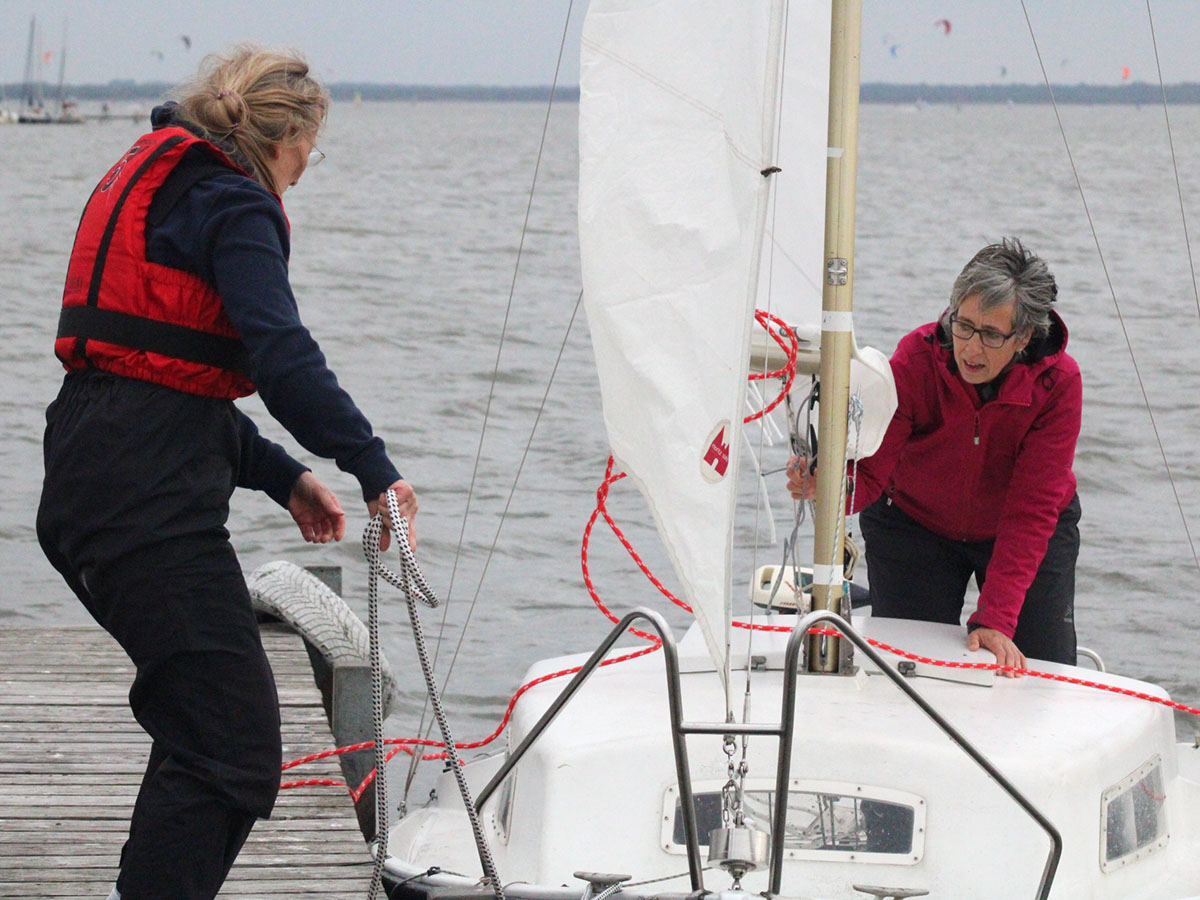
[{"xmin": 0, "ymin": 624, "xmax": 375, "ymax": 899}]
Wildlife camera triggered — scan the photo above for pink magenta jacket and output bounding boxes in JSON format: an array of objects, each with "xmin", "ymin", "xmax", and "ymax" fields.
[{"xmin": 852, "ymin": 311, "xmax": 1081, "ymax": 638}]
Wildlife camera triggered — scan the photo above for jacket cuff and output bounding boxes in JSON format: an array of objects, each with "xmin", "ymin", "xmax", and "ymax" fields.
[
  {"xmin": 355, "ymin": 461, "xmax": 403, "ymax": 503},
  {"xmin": 268, "ymin": 457, "xmax": 311, "ymax": 509},
  {"xmin": 966, "ymin": 609, "xmax": 1016, "ymax": 639}
]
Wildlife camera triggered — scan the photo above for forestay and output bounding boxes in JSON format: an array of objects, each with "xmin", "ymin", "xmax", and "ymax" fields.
[{"xmin": 578, "ymin": 0, "xmax": 835, "ymax": 681}]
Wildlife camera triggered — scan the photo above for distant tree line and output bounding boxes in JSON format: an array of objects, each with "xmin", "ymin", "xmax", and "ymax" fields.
[
  {"xmin": 0, "ymin": 81, "xmax": 579, "ymax": 103},
  {"xmin": 7, "ymin": 80, "xmax": 1200, "ymax": 104},
  {"xmin": 862, "ymin": 82, "xmax": 1200, "ymax": 104}
]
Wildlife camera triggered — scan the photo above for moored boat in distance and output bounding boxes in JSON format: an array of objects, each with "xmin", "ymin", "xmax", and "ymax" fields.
[{"xmin": 18, "ymin": 15, "xmax": 85, "ymax": 125}]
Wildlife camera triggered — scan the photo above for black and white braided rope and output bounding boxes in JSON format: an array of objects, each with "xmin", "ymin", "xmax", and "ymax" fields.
[{"xmin": 363, "ymin": 493, "xmax": 506, "ymax": 900}]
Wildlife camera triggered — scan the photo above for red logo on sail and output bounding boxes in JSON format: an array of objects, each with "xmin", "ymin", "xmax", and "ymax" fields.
[{"xmin": 701, "ymin": 423, "xmax": 731, "ymax": 481}]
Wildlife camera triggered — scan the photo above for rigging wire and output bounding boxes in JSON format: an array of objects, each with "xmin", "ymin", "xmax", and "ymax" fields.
[
  {"xmin": 734, "ymin": 0, "xmax": 798, "ymax": 820},
  {"xmin": 744, "ymin": 0, "xmax": 793, "ymax": 704},
  {"xmin": 1020, "ymin": 0, "xmax": 1200, "ymax": 576},
  {"xmin": 438, "ymin": 289, "xmax": 584, "ymax": 689},
  {"xmin": 1145, "ymin": 0, "xmax": 1200, "ymax": 318},
  {"xmin": 401, "ymin": 0, "xmax": 577, "ymax": 803}
]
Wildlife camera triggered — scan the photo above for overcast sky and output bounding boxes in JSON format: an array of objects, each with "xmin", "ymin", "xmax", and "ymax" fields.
[{"xmin": 5, "ymin": 1, "xmax": 1198, "ymax": 88}]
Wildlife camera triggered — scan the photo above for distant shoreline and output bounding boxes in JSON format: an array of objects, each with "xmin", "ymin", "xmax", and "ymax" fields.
[{"xmin": 7, "ymin": 81, "xmax": 1200, "ymax": 104}]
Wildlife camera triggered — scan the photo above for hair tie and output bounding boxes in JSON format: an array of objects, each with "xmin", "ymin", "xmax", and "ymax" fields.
[{"xmin": 216, "ymin": 89, "xmax": 240, "ymax": 101}]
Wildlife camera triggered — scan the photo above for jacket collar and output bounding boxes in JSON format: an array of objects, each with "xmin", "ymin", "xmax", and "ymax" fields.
[{"xmin": 150, "ymin": 102, "xmax": 256, "ymax": 180}]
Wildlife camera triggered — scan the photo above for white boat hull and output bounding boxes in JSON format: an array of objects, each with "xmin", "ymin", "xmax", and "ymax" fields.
[{"xmin": 385, "ymin": 615, "xmax": 1200, "ymax": 900}]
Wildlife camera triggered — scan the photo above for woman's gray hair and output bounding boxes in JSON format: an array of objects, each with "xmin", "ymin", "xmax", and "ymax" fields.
[{"xmin": 943, "ymin": 237, "xmax": 1057, "ymax": 339}]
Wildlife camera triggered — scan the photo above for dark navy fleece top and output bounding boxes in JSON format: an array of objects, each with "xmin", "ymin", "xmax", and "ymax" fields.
[{"xmin": 145, "ymin": 105, "xmax": 400, "ymax": 505}]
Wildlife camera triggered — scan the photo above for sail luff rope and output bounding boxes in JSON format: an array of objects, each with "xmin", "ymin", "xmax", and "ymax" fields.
[
  {"xmin": 737, "ymin": 1, "xmax": 795, "ymax": 806},
  {"xmin": 1145, "ymin": 0, "xmax": 1200, "ymax": 318},
  {"xmin": 744, "ymin": 0, "xmax": 793, "ymax": 702},
  {"xmin": 1019, "ymin": 0, "xmax": 1200, "ymax": 577},
  {"xmin": 401, "ymin": 0, "xmax": 577, "ymax": 804}
]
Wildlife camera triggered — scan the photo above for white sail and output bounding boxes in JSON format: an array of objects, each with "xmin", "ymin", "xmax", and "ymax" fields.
[{"xmin": 579, "ymin": 1, "xmax": 832, "ymax": 678}]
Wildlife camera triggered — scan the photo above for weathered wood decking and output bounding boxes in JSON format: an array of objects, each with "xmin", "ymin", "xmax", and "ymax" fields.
[{"xmin": 0, "ymin": 624, "xmax": 375, "ymax": 898}]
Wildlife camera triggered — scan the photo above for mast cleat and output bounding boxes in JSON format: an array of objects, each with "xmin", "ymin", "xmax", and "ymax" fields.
[
  {"xmin": 852, "ymin": 886, "xmax": 929, "ymax": 899},
  {"xmin": 574, "ymin": 871, "xmax": 631, "ymax": 900}
]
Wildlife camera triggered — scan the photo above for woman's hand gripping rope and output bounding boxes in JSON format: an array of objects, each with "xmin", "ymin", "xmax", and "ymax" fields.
[
  {"xmin": 369, "ymin": 479, "xmax": 418, "ymax": 552},
  {"xmin": 786, "ymin": 454, "xmax": 817, "ymax": 501},
  {"xmin": 365, "ymin": 493, "xmax": 437, "ymax": 608}
]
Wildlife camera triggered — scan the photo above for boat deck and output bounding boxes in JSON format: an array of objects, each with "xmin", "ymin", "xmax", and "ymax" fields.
[{"xmin": 0, "ymin": 623, "xmax": 373, "ymax": 898}]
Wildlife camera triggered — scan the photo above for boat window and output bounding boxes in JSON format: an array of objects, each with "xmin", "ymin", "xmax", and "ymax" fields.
[
  {"xmin": 1101, "ymin": 756, "xmax": 1168, "ymax": 872},
  {"xmin": 662, "ymin": 780, "xmax": 925, "ymax": 865}
]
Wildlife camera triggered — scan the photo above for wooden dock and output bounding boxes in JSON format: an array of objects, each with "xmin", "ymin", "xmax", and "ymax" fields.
[{"xmin": 0, "ymin": 623, "xmax": 375, "ymax": 898}]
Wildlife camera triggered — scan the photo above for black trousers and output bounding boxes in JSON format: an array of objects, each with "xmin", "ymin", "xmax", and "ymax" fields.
[
  {"xmin": 859, "ymin": 493, "xmax": 1080, "ymax": 665},
  {"xmin": 36, "ymin": 372, "xmax": 281, "ymax": 900}
]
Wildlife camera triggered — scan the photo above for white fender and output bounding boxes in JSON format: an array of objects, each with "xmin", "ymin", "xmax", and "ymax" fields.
[
  {"xmin": 248, "ymin": 560, "xmax": 398, "ymax": 716},
  {"xmin": 848, "ymin": 339, "xmax": 898, "ymax": 459}
]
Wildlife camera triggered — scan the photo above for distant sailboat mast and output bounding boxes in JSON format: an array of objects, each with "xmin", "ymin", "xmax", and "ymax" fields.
[
  {"xmin": 56, "ymin": 20, "xmax": 68, "ymax": 116},
  {"xmin": 21, "ymin": 15, "xmax": 37, "ymax": 111},
  {"xmin": 809, "ymin": 0, "xmax": 863, "ymax": 673}
]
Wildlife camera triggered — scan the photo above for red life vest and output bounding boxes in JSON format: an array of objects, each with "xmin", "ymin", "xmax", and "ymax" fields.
[{"xmin": 56, "ymin": 126, "xmax": 258, "ymax": 399}]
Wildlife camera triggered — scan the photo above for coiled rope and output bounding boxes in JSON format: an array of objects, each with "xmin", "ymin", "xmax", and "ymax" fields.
[{"xmin": 363, "ymin": 494, "xmax": 506, "ymax": 900}]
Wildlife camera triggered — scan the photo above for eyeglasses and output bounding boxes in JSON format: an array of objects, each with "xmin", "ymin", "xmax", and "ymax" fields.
[
  {"xmin": 307, "ymin": 146, "xmax": 325, "ymax": 167},
  {"xmin": 948, "ymin": 315, "xmax": 1017, "ymax": 349}
]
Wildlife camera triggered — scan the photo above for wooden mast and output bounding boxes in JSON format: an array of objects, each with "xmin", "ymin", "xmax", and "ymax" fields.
[{"xmin": 808, "ymin": 0, "xmax": 862, "ymax": 673}]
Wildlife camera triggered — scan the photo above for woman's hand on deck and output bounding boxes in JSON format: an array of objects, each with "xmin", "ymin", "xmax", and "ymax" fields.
[
  {"xmin": 287, "ymin": 471, "xmax": 347, "ymax": 543},
  {"xmin": 967, "ymin": 627, "xmax": 1027, "ymax": 677},
  {"xmin": 786, "ymin": 455, "xmax": 817, "ymax": 501},
  {"xmin": 369, "ymin": 479, "xmax": 418, "ymax": 552}
]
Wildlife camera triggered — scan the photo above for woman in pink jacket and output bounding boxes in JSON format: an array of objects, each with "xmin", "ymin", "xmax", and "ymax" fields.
[{"xmin": 790, "ymin": 238, "xmax": 1080, "ymax": 670}]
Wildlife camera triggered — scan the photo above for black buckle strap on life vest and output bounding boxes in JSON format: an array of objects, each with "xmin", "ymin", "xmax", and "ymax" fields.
[{"xmin": 58, "ymin": 305, "xmax": 252, "ymax": 376}]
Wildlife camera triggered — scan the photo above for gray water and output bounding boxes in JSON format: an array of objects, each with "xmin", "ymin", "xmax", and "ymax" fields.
[{"xmin": 3, "ymin": 101, "xmax": 1200, "ymax": 788}]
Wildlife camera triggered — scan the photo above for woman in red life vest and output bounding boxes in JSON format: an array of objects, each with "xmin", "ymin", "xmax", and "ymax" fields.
[
  {"xmin": 37, "ymin": 45, "xmax": 414, "ymax": 900},
  {"xmin": 788, "ymin": 239, "xmax": 1080, "ymax": 673}
]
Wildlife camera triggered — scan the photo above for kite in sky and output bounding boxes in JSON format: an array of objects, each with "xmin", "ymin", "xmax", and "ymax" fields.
[
  {"xmin": 935, "ymin": 19, "xmax": 951, "ymax": 35},
  {"xmin": 180, "ymin": 35, "xmax": 191, "ymax": 51}
]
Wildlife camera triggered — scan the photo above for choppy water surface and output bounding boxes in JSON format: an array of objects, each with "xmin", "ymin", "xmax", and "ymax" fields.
[{"xmin": 3, "ymin": 100, "xmax": 1200, "ymax": 792}]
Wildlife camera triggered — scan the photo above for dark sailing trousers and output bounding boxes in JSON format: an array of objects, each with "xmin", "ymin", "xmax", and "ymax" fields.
[
  {"xmin": 36, "ymin": 372, "xmax": 281, "ymax": 900},
  {"xmin": 859, "ymin": 493, "xmax": 1080, "ymax": 665}
]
